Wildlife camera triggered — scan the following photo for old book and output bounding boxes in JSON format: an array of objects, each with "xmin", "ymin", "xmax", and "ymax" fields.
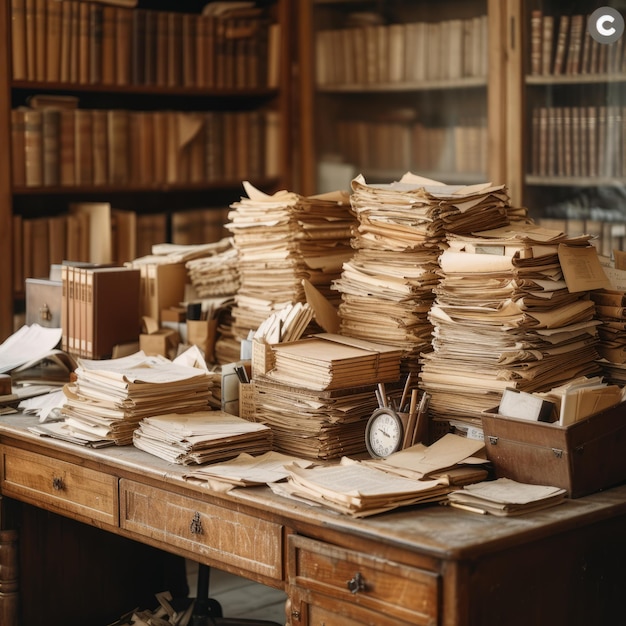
[
  {"xmin": 155, "ymin": 10, "xmax": 168, "ymax": 87},
  {"xmin": 11, "ymin": 0, "xmax": 27, "ymax": 80},
  {"xmin": 195, "ymin": 13, "xmax": 207, "ymax": 87},
  {"xmin": 23, "ymin": 108, "xmax": 43, "ymax": 187},
  {"xmin": 565, "ymin": 14, "xmax": 583, "ymax": 74},
  {"xmin": 115, "ymin": 6, "xmax": 132, "ymax": 85},
  {"xmin": 12, "ymin": 215, "xmax": 24, "ymax": 294},
  {"xmin": 88, "ymin": 2, "xmax": 103, "ymax": 83},
  {"xmin": 529, "ymin": 10, "xmax": 542, "ymax": 75},
  {"xmin": 101, "ymin": 5, "xmax": 116, "ymax": 84},
  {"xmin": 151, "ymin": 110, "xmax": 167, "ymax": 183},
  {"xmin": 85, "ymin": 267, "xmax": 141, "ymax": 359},
  {"xmin": 34, "ymin": 0, "xmax": 46, "ymax": 81},
  {"xmin": 77, "ymin": 0, "xmax": 90, "ymax": 83},
  {"xmin": 59, "ymin": 0, "xmax": 71, "ymax": 82},
  {"xmin": 11, "ymin": 108, "xmax": 26, "ymax": 187},
  {"xmin": 41, "ymin": 107, "xmax": 60, "ymax": 186},
  {"xmin": 74, "ymin": 109, "xmax": 94, "ymax": 186},
  {"xmin": 167, "ymin": 11, "xmax": 182, "ymax": 87},
  {"xmin": 68, "ymin": 0, "xmax": 79, "ymax": 82},
  {"xmin": 91, "ymin": 109, "xmax": 108, "ymax": 185},
  {"xmin": 25, "ymin": 0, "xmax": 35, "ymax": 79},
  {"xmin": 143, "ymin": 8, "xmax": 157, "ymax": 85},
  {"xmin": 541, "ymin": 14, "xmax": 554, "ymax": 75},
  {"xmin": 135, "ymin": 212, "xmax": 166, "ymax": 257},
  {"xmin": 30, "ymin": 217, "xmax": 50, "ymax": 278},
  {"xmin": 130, "ymin": 8, "xmax": 146, "ymax": 85},
  {"xmin": 111, "ymin": 208, "xmax": 137, "ymax": 264},
  {"xmin": 59, "ymin": 108, "xmax": 76, "ymax": 185},
  {"xmin": 552, "ymin": 15, "xmax": 569, "ymax": 75},
  {"xmin": 47, "ymin": 214, "xmax": 66, "ymax": 266},
  {"xmin": 181, "ymin": 12, "xmax": 196, "ymax": 87},
  {"xmin": 135, "ymin": 111, "xmax": 155, "ymax": 184},
  {"xmin": 69, "ymin": 202, "xmax": 112, "ymax": 264},
  {"xmin": 107, "ymin": 108, "xmax": 129, "ymax": 185},
  {"xmin": 44, "ymin": 0, "xmax": 61, "ymax": 81},
  {"xmin": 139, "ymin": 262, "xmax": 187, "ymax": 323}
]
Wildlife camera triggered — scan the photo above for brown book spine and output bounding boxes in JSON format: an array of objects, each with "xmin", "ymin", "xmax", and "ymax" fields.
[
  {"xmin": 25, "ymin": 0, "xmax": 35, "ymax": 79},
  {"xmin": 77, "ymin": 1, "xmax": 89, "ymax": 83},
  {"xmin": 11, "ymin": 0, "xmax": 27, "ymax": 80},
  {"xmin": 59, "ymin": 108, "xmax": 76, "ymax": 185},
  {"xmin": 107, "ymin": 109, "xmax": 129, "ymax": 185},
  {"xmin": 11, "ymin": 109, "xmax": 26, "ymax": 187},
  {"xmin": 167, "ymin": 11, "xmax": 182, "ymax": 87},
  {"xmin": 165, "ymin": 111, "xmax": 179, "ymax": 184},
  {"xmin": 182, "ymin": 13, "xmax": 196, "ymax": 88},
  {"xmin": 552, "ymin": 15, "xmax": 569, "ymax": 76},
  {"xmin": 136, "ymin": 111, "xmax": 155, "ymax": 184},
  {"xmin": 155, "ymin": 10, "xmax": 168, "ymax": 87},
  {"xmin": 45, "ymin": 0, "xmax": 61, "ymax": 82},
  {"xmin": 131, "ymin": 8, "xmax": 146, "ymax": 85},
  {"xmin": 115, "ymin": 7, "xmax": 132, "ymax": 85},
  {"xmin": 59, "ymin": 0, "xmax": 71, "ymax": 82},
  {"xmin": 101, "ymin": 5, "xmax": 116, "ymax": 85},
  {"xmin": 541, "ymin": 15, "xmax": 554, "ymax": 75},
  {"xmin": 565, "ymin": 14, "xmax": 583, "ymax": 75},
  {"xmin": 34, "ymin": 0, "xmax": 46, "ymax": 81},
  {"xmin": 24, "ymin": 108, "xmax": 43, "ymax": 187},
  {"xmin": 88, "ymin": 3, "xmax": 102, "ymax": 84},
  {"xmin": 42, "ymin": 107, "xmax": 60, "ymax": 186},
  {"xmin": 31, "ymin": 217, "xmax": 50, "ymax": 278},
  {"xmin": 12, "ymin": 215, "xmax": 24, "ymax": 294},
  {"xmin": 74, "ymin": 109, "xmax": 94, "ymax": 185},
  {"xmin": 127, "ymin": 110, "xmax": 141, "ymax": 183},
  {"xmin": 151, "ymin": 110, "xmax": 167, "ymax": 183},
  {"xmin": 195, "ymin": 15, "xmax": 207, "ymax": 87},
  {"xmin": 91, "ymin": 109, "xmax": 108, "ymax": 185},
  {"xmin": 68, "ymin": 0, "xmax": 79, "ymax": 82},
  {"xmin": 143, "ymin": 9, "xmax": 156, "ymax": 85},
  {"xmin": 47, "ymin": 215, "xmax": 67, "ymax": 266}
]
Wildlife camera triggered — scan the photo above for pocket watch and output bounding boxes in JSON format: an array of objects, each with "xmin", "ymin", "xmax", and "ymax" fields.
[{"xmin": 365, "ymin": 407, "xmax": 408, "ymax": 459}]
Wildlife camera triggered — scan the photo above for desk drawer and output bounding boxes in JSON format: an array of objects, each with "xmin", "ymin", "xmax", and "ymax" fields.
[
  {"xmin": 288, "ymin": 535, "xmax": 439, "ymax": 626},
  {"xmin": 120, "ymin": 479, "xmax": 283, "ymax": 581},
  {"xmin": 0, "ymin": 445, "xmax": 117, "ymax": 526}
]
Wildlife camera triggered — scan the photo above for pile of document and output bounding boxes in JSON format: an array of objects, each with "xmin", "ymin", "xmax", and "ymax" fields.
[
  {"xmin": 332, "ymin": 174, "xmax": 518, "ymax": 372},
  {"xmin": 58, "ymin": 348, "xmax": 213, "ymax": 445},
  {"xmin": 133, "ymin": 410, "xmax": 272, "ymax": 465},
  {"xmin": 446, "ymin": 477, "xmax": 567, "ymax": 516},
  {"xmin": 225, "ymin": 182, "xmax": 355, "ymax": 341},
  {"xmin": 590, "ymin": 288, "xmax": 626, "ymax": 385},
  {"xmin": 185, "ymin": 241, "xmax": 240, "ymax": 298},
  {"xmin": 271, "ymin": 433, "xmax": 488, "ymax": 517},
  {"xmin": 419, "ymin": 223, "xmax": 607, "ymax": 429},
  {"xmin": 252, "ymin": 377, "xmax": 379, "ymax": 459}
]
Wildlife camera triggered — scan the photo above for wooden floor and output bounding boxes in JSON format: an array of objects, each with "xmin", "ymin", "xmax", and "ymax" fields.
[{"xmin": 185, "ymin": 560, "xmax": 287, "ymax": 625}]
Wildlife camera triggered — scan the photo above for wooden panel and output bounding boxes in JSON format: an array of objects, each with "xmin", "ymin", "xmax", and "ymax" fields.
[
  {"xmin": 288, "ymin": 535, "xmax": 439, "ymax": 626},
  {"xmin": 120, "ymin": 478, "xmax": 283, "ymax": 581},
  {"xmin": 0, "ymin": 445, "xmax": 117, "ymax": 526}
]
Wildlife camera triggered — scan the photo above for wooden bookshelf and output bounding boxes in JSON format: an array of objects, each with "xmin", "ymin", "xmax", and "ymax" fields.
[{"xmin": 0, "ymin": 0, "xmax": 294, "ymax": 341}]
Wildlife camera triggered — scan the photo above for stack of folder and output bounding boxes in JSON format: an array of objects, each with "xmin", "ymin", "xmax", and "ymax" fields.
[
  {"xmin": 332, "ymin": 173, "xmax": 520, "ymax": 372},
  {"xmin": 225, "ymin": 182, "xmax": 355, "ymax": 341},
  {"xmin": 59, "ymin": 349, "xmax": 213, "ymax": 445},
  {"xmin": 590, "ymin": 288, "xmax": 626, "ymax": 385},
  {"xmin": 419, "ymin": 223, "xmax": 606, "ymax": 430},
  {"xmin": 133, "ymin": 410, "xmax": 272, "ymax": 465}
]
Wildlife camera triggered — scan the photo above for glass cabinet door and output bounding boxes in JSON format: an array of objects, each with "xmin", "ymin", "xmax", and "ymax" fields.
[
  {"xmin": 297, "ymin": 0, "xmax": 505, "ymax": 195},
  {"xmin": 507, "ymin": 1, "xmax": 626, "ymax": 256}
]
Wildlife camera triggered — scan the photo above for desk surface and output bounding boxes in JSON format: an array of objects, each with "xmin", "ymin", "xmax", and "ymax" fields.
[{"xmin": 2, "ymin": 413, "xmax": 626, "ymax": 626}]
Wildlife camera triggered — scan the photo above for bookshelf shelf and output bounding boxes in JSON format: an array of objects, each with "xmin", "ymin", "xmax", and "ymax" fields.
[
  {"xmin": 0, "ymin": 0, "xmax": 293, "ymax": 341},
  {"xmin": 317, "ymin": 77, "xmax": 488, "ymax": 93}
]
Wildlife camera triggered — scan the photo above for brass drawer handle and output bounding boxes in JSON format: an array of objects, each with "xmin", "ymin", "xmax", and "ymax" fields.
[
  {"xmin": 190, "ymin": 512, "xmax": 203, "ymax": 535},
  {"xmin": 52, "ymin": 477, "xmax": 64, "ymax": 491},
  {"xmin": 346, "ymin": 571, "xmax": 366, "ymax": 594}
]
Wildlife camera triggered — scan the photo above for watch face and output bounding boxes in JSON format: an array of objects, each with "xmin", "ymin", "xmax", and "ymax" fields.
[{"xmin": 365, "ymin": 408, "xmax": 404, "ymax": 458}]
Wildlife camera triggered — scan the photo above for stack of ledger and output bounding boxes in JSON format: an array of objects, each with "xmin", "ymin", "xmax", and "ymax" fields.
[
  {"xmin": 446, "ymin": 477, "xmax": 567, "ymax": 516},
  {"xmin": 332, "ymin": 173, "xmax": 522, "ymax": 372},
  {"xmin": 133, "ymin": 410, "xmax": 272, "ymax": 465},
  {"xmin": 59, "ymin": 349, "xmax": 213, "ymax": 445},
  {"xmin": 225, "ymin": 181, "xmax": 355, "ymax": 341},
  {"xmin": 255, "ymin": 334, "xmax": 403, "ymax": 459},
  {"xmin": 590, "ymin": 288, "xmax": 626, "ymax": 385},
  {"xmin": 419, "ymin": 223, "xmax": 606, "ymax": 431}
]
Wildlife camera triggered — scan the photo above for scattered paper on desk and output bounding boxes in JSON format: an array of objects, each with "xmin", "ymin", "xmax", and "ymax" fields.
[{"xmin": 0, "ymin": 325, "xmax": 67, "ymax": 374}]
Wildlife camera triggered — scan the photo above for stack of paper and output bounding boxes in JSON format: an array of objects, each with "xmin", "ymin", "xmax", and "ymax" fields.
[
  {"xmin": 253, "ymin": 377, "xmax": 379, "ymax": 459},
  {"xmin": 590, "ymin": 288, "xmax": 626, "ymax": 384},
  {"xmin": 59, "ymin": 348, "xmax": 213, "ymax": 445},
  {"xmin": 446, "ymin": 477, "xmax": 567, "ymax": 516},
  {"xmin": 332, "ymin": 174, "xmax": 518, "ymax": 371},
  {"xmin": 185, "ymin": 243, "xmax": 240, "ymax": 298},
  {"xmin": 133, "ymin": 410, "xmax": 272, "ymax": 465},
  {"xmin": 225, "ymin": 182, "xmax": 355, "ymax": 341},
  {"xmin": 264, "ymin": 333, "xmax": 403, "ymax": 391},
  {"xmin": 419, "ymin": 224, "xmax": 606, "ymax": 428}
]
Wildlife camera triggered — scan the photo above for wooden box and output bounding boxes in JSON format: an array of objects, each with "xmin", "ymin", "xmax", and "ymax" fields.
[{"xmin": 482, "ymin": 402, "xmax": 626, "ymax": 498}]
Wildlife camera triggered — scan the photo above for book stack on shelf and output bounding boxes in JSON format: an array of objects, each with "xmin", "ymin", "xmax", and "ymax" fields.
[{"xmin": 11, "ymin": 0, "xmax": 279, "ymax": 89}]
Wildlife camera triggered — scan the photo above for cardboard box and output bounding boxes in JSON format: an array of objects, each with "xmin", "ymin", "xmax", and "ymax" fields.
[
  {"xmin": 482, "ymin": 401, "xmax": 626, "ymax": 498},
  {"xmin": 251, "ymin": 339, "xmax": 275, "ymax": 379},
  {"xmin": 140, "ymin": 328, "xmax": 179, "ymax": 358}
]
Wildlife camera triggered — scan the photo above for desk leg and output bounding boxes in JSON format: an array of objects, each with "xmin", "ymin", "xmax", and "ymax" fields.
[{"xmin": 0, "ymin": 497, "xmax": 19, "ymax": 626}]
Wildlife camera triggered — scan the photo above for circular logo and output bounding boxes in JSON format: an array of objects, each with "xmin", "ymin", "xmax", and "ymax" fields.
[{"xmin": 588, "ymin": 7, "xmax": 625, "ymax": 44}]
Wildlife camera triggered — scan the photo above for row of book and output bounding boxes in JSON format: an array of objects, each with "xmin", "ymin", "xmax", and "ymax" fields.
[
  {"xmin": 530, "ymin": 105, "xmax": 626, "ymax": 179},
  {"xmin": 12, "ymin": 106, "xmax": 280, "ymax": 188},
  {"xmin": 11, "ymin": 0, "xmax": 280, "ymax": 89},
  {"xmin": 12, "ymin": 204, "xmax": 229, "ymax": 293},
  {"xmin": 336, "ymin": 118, "xmax": 487, "ymax": 176},
  {"xmin": 316, "ymin": 16, "xmax": 488, "ymax": 86},
  {"xmin": 530, "ymin": 11, "xmax": 626, "ymax": 77}
]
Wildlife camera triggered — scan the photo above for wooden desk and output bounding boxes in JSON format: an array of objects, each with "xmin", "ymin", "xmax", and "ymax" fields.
[{"xmin": 1, "ymin": 413, "xmax": 626, "ymax": 626}]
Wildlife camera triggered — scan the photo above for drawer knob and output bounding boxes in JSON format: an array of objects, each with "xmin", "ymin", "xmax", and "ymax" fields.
[
  {"xmin": 189, "ymin": 512, "xmax": 203, "ymax": 535},
  {"xmin": 346, "ymin": 571, "xmax": 366, "ymax": 594},
  {"xmin": 52, "ymin": 477, "xmax": 64, "ymax": 491}
]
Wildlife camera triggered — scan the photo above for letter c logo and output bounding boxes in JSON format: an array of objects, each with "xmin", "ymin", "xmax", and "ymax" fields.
[{"xmin": 589, "ymin": 7, "xmax": 624, "ymax": 44}]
